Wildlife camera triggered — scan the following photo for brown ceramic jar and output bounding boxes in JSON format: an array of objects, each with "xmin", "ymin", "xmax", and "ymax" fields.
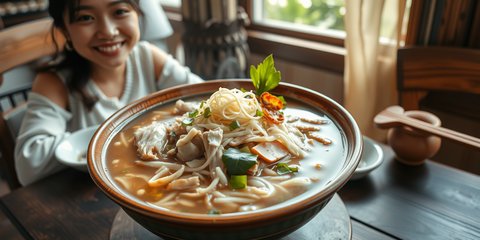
[{"xmin": 387, "ymin": 110, "xmax": 442, "ymax": 165}]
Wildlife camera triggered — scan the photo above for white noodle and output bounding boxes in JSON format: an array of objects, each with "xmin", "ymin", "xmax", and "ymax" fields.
[
  {"xmin": 213, "ymin": 197, "xmax": 257, "ymax": 204},
  {"xmin": 155, "ymin": 192, "xmax": 177, "ymax": 204},
  {"xmin": 272, "ymin": 183, "xmax": 290, "ymax": 195},
  {"xmin": 120, "ymin": 132, "xmax": 129, "ymax": 147},
  {"xmin": 192, "ymin": 172, "xmax": 206, "ymax": 182},
  {"xmin": 204, "ymin": 194, "xmax": 213, "ymax": 209},
  {"xmin": 222, "ymin": 191, "xmax": 261, "ymax": 200},
  {"xmin": 262, "ymin": 175, "xmax": 292, "ymax": 181},
  {"xmin": 239, "ymin": 205, "xmax": 259, "ymax": 212},
  {"xmin": 248, "ymin": 177, "xmax": 275, "ymax": 197},
  {"xmin": 215, "ymin": 167, "xmax": 228, "ymax": 186},
  {"xmin": 213, "ymin": 191, "xmax": 227, "ymax": 198},
  {"xmin": 198, "ymin": 177, "xmax": 220, "ymax": 195},
  {"xmin": 279, "ymin": 177, "xmax": 312, "ymax": 188},
  {"xmin": 149, "ymin": 166, "xmax": 168, "ymax": 182},
  {"xmin": 148, "ymin": 165, "xmax": 185, "ymax": 187},
  {"xmin": 180, "ymin": 177, "xmax": 220, "ymax": 198},
  {"xmin": 157, "ymin": 201, "xmax": 178, "ymax": 207},
  {"xmin": 177, "ymin": 198, "xmax": 196, "ymax": 208},
  {"xmin": 262, "ymin": 168, "xmax": 278, "ymax": 176},
  {"xmin": 124, "ymin": 173, "xmax": 150, "ymax": 182}
]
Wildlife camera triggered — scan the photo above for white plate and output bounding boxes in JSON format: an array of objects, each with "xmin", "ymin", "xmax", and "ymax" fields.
[
  {"xmin": 350, "ymin": 136, "xmax": 384, "ymax": 180},
  {"xmin": 55, "ymin": 125, "xmax": 98, "ymax": 172}
]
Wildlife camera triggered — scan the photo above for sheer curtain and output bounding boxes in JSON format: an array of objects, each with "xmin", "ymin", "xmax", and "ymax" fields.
[{"xmin": 344, "ymin": 0, "xmax": 407, "ymax": 141}]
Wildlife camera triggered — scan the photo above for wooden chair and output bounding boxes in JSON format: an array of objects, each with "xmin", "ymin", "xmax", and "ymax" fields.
[
  {"xmin": 0, "ymin": 18, "xmax": 64, "ymax": 189},
  {"xmin": 396, "ymin": 46, "xmax": 480, "ymax": 174},
  {"xmin": 397, "ymin": 46, "xmax": 480, "ymax": 111}
]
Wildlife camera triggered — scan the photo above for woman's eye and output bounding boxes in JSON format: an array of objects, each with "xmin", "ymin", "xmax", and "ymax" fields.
[
  {"xmin": 114, "ymin": 8, "xmax": 130, "ymax": 16},
  {"xmin": 76, "ymin": 15, "xmax": 94, "ymax": 22}
]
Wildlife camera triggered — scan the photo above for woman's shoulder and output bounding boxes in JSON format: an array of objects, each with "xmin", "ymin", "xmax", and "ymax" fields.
[
  {"xmin": 32, "ymin": 71, "xmax": 69, "ymax": 109},
  {"xmin": 131, "ymin": 40, "xmax": 153, "ymax": 56}
]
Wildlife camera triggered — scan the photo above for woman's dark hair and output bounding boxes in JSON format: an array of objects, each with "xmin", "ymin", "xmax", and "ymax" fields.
[{"xmin": 47, "ymin": 0, "xmax": 142, "ymax": 110}]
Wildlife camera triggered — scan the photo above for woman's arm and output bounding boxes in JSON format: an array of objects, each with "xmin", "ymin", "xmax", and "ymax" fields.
[
  {"xmin": 14, "ymin": 72, "xmax": 71, "ymax": 186},
  {"xmin": 32, "ymin": 72, "xmax": 69, "ymax": 108}
]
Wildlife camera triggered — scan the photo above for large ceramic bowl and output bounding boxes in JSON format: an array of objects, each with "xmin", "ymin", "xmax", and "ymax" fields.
[{"xmin": 88, "ymin": 80, "xmax": 362, "ymax": 240}]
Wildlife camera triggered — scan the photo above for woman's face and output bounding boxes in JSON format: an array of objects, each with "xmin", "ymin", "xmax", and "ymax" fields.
[{"xmin": 63, "ymin": 0, "xmax": 140, "ymax": 71}]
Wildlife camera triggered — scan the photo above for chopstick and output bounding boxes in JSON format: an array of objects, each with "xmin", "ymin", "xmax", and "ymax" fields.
[{"xmin": 374, "ymin": 106, "xmax": 480, "ymax": 149}]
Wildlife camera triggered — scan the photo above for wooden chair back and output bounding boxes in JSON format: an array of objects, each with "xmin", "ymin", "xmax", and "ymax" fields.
[
  {"xmin": 0, "ymin": 18, "xmax": 64, "ymax": 189},
  {"xmin": 397, "ymin": 46, "xmax": 480, "ymax": 110}
]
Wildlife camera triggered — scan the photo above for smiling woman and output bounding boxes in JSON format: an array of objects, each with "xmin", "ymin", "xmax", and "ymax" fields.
[{"xmin": 14, "ymin": 0, "xmax": 203, "ymax": 186}]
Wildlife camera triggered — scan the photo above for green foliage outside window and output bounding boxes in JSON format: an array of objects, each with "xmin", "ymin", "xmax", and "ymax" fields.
[{"xmin": 263, "ymin": 0, "xmax": 345, "ymax": 31}]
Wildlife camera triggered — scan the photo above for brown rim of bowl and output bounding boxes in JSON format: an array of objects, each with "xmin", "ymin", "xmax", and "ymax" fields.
[{"xmin": 88, "ymin": 79, "xmax": 362, "ymax": 226}]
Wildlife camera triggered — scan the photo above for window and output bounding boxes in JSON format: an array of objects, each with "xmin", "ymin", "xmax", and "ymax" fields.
[{"xmin": 251, "ymin": 0, "xmax": 346, "ymax": 40}]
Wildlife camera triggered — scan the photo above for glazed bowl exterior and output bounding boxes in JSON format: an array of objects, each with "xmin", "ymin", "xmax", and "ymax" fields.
[{"xmin": 88, "ymin": 80, "xmax": 362, "ymax": 240}]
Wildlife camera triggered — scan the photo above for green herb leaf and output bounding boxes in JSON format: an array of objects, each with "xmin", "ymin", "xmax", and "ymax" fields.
[
  {"xmin": 229, "ymin": 120, "xmax": 240, "ymax": 131},
  {"xmin": 255, "ymin": 110, "xmax": 263, "ymax": 117},
  {"xmin": 250, "ymin": 54, "xmax": 281, "ymax": 95},
  {"xmin": 276, "ymin": 163, "xmax": 299, "ymax": 175},
  {"xmin": 229, "ymin": 175, "xmax": 247, "ymax": 189},
  {"xmin": 222, "ymin": 148, "xmax": 258, "ymax": 175}
]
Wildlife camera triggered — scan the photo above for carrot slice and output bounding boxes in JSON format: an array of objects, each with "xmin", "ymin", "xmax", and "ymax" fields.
[{"xmin": 251, "ymin": 141, "xmax": 289, "ymax": 163}]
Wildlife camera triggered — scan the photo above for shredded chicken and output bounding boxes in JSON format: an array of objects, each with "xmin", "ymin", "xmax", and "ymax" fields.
[
  {"xmin": 172, "ymin": 100, "xmax": 197, "ymax": 115},
  {"xmin": 202, "ymin": 128, "xmax": 225, "ymax": 178},
  {"xmin": 176, "ymin": 128, "xmax": 205, "ymax": 162},
  {"xmin": 134, "ymin": 121, "xmax": 168, "ymax": 160}
]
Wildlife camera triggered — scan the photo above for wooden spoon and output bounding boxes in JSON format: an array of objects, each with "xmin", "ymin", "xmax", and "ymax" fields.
[{"xmin": 374, "ymin": 106, "xmax": 480, "ymax": 149}]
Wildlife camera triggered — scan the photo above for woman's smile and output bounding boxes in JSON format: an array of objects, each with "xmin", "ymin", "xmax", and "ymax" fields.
[{"xmin": 94, "ymin": 41, "xmax": 126, "ymax": 56}]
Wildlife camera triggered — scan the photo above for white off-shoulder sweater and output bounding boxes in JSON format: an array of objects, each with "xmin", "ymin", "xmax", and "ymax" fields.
[{"xmin": 14, "ymin": 41, "xmax": 203, "ymax": 186}]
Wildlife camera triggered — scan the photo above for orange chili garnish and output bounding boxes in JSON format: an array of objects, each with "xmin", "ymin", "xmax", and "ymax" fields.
[
  {"xmin": 260, "ymin": 92, "xmax": 283, "ymax": 111},
  {"xmin": 259, "ymin": 92, "xmax": 284, "ymax": 124}
]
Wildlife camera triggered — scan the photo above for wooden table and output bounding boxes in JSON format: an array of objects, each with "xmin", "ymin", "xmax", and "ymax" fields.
[{"xmin": 1, "ymin": 142, "xmax": 479, "ymax": 240}]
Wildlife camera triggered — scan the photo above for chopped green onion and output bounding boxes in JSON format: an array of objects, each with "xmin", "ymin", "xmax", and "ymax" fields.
[
  {"xmin": 255, "ymin": 110, "xmax": 263, "ymax": 117},
  {"xmin": 208, "ymin": 209, "xmax": 221, "ymax": 215},
  {"xmin": 203, "ymin": 107, "xmax": 211, "ymax": 118},
  {"xmin": 188, "ymin": 109, "xmax": 198, "ymax": 118},
  {"xmin": 229, "ymin": 120, "xmax": 240, "ymax": 130},
  {"xmin": 182, "ymin": 117, "xmax": 194, "ymax": 126},
  {"xmin": 276, "ymin": 163, "xmax": 299, "ymax": 175},
  {"xmin": 229, "ymin": 175, "xmax": 247, "ymax": 189},
  {"xmin": 239, "ymin": 146, "xmax": 251, "ymax": 153}
]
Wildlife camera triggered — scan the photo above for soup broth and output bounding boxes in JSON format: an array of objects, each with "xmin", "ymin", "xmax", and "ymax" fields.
[{"xmin": 106, "ymin": 92, "xmax": 345, "ymax": 215}]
